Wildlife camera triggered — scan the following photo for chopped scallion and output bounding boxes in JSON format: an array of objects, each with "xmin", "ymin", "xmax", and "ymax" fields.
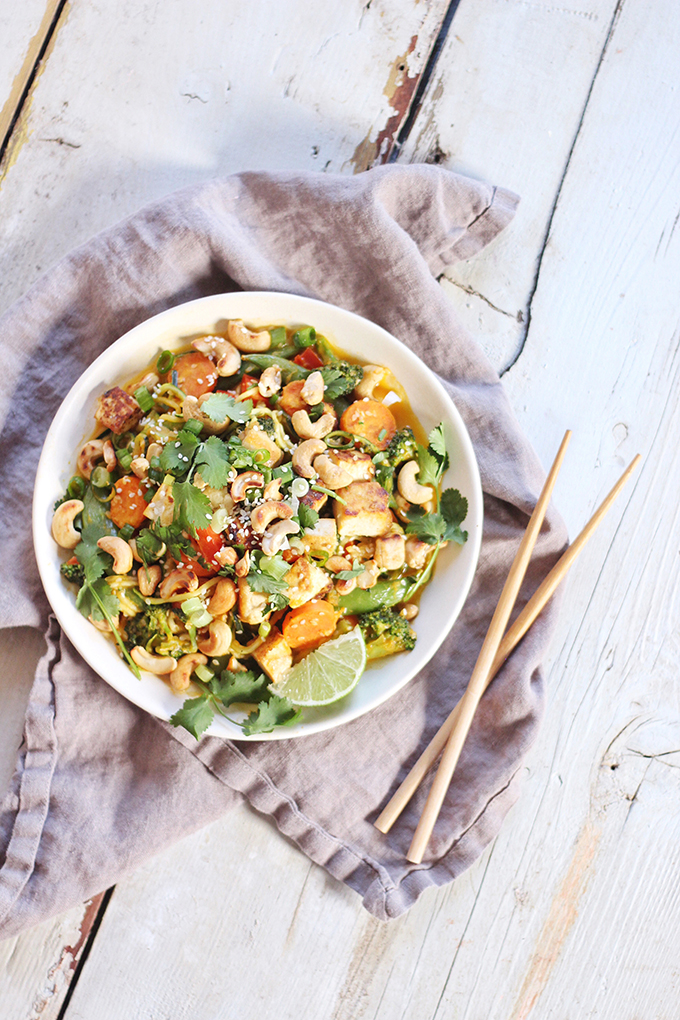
[
  {"xmin": 156, "ymin": 350, "xmax": 175, "ymax": 374},
  {"xmin": 134, "ymin": 386, "xmax": 154, "ymax": 413}
]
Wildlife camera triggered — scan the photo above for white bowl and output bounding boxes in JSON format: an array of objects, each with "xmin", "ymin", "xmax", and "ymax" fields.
[{"xmin": 33, "ymin": 292, "xmax": 483, "ymax": 740}]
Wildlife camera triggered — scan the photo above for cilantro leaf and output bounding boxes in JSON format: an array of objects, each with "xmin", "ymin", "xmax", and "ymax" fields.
[
  {"xmin": 334, "ymin": 567, "xmax": 364, "ymax": 579},
  {"xmin": 172, "ymin": 481, "xmax": 212, "ymax": 536},
  {"xmin": 405, "ymin": 512, "xmax": 446, "ymax": 545},
  {"xmin": 242, "ymin": 696, "xmax": 302, "ymax": 735},
  {"xmin": 247, "ymin": 551, "xmax": 290, "ymax": 594},
  {"xmin": 159, "ymin": 429, "xmax": 199, "ymax": 477},
  {"xmin": 428, "ymin": 423, "xmax": 448, "ymax": 461},
  {"xmin": 75, "ymin": 532, "xmax": 112, "ymax": 584},
  {"xmin": 170, "ymin": 695, "xmax": 214, "ymax": 740},
  {"xmin": 297, "ymin": 503, "xmax": 319, "ymax": 530},
  {"xmin": 200, "ymin": 392, "xmax": 253, "ymax": 424},
  {"xmin": 247, "ymin": 571, "xmax": 289, "ymax": 595},
  {"xmin": 76, "ymin": 576, "xmax": 121, "ymax": 621},
  {"xmin": 440, "ymin": 487, "xmax": 468, "ymax": 544},
  {"xmin": 415, "ymin": 444, "xmax": 442, "ymax": 487},
  {"xmin": 193, "ymin": 436, "xmax": 233, "ymax": 489},
  {"xmin": 211, "ymin": 670, "xmax": 270, "ymax": 707}
]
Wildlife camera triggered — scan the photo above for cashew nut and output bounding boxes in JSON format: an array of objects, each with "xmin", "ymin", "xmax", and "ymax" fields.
[
  {"xmin": 139, "ymin": 371, "xmax": 159, "ymax": 391},
  {"xmin": 158, "ymin": 567, "xmax": 199, "ymax": 600},
  {"xmin": 130, "ymin": 646, "xmax": 176, "ymax": 675},
  {"xmin": 291, "ymin": 410, "xmax": 336, "ymax": 440},
  {"xmin": 250, "ymin": 500, "xmax": 294, "ymax": 534},
  {"xmin": 234, "ymin": 550, "xmax": 250, "ymax": 577},
  {"xmin": 292, "ymin": 438, "xmax": 326, "ymax": 478},
  {"xmin": 227, "ymin": 655, "xmax": 248, "ymax": 673},
  {"xmin": 215, "ymin": 546, "xmax": 238, "ymax": 568},
  {"xmin": 263, "ymin": 477, "xmax": 283, "ymax": 501},
  {"xmin": 400, "ymin": 603, "xmax": 419, "ymax": 620},
  {"xmin": 261, "ymin": 519, "xmax": 300, "ymax": 556},
  {"xmin": 258, "ymin": 365, "xmax": 282, "ymax": 397},
  {"xmin": 97, "ymin": 536, "xmax": 134, "ymax": 574},
  {"xmin": 197, "ymin": 619, "xmax": 232, "ymax": 656},
  {"xmin": 89, "ymin": 613, "xmax": 115, "ymax": 633},
  {"xmin": 231, "ymin": 470, "xmax": 265, "ymax": 502},
  {"xmin": 405, "ymin": 535, "xmax": 432, "ymax": 570},
  {"xmin": 137, "ymin": 564, "xmax": 162, "ymax": 596},
  {"xmin": 182, "ymin": 395, "xmax": 230, "ymax": 435},
  {"xmin": 77, "ymin": 439, "xmax": 105, "ymax": 480},
  {"xmin": 301, "ymin": 370, "xmax": 325, "ymax": 406},
  {"xmin": 327, "ymin": 555, "xmax": 352, "ymax": 573},
  {"xmin": 51, "ymin": 499, "xmax": 84, "ymax": 549},
  {"xmin": 356, "ymin": 559, "xmax": 380, "ymax": 590},
  {"xmin": 192, "ymin": 335, "xmax": 241, "ymax": 376},
  {"xmin": 397, "ymin": 460, "xmax": 433, "ymax": 505},
  {"xmin": 226, "ymin": 319, "xmax": 271, "ymax": 353},
  {"xmin": 102, "ymin": 440, "xmax": 117, "ymax": 471},
  {"xmin": 354, "ymin": 365, "xmax": 385, "ymax": 399},
  {"xmin": 313, "ymin": 454, "xmax": 353, "ymax": 490},
  {"xmin": 335, "ymin": 577, "xmax": 357, "ymax": 595},
  {"xmin": 169, "ymin": 652, "xmax": 207, "ymax": 693},
  {"xmin": 130, "ymin": 456, "xmax": 149, "ymax": 480},
  {"xmin": 147, "ymin": 442, "xmax": 163, "ymax": 460},
  {"xmin": 208, "ymin": 577, "xmax": 237, "ymax": 616}
]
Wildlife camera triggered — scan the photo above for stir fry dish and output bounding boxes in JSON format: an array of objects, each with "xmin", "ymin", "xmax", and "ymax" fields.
[{"xmin": 51, "ymin": 319, "xmax": 468, "ymax": 737}]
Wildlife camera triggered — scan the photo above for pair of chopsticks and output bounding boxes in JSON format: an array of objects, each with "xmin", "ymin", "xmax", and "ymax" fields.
[{"xmin": 374, "ymin": 431, "xmax": 641, "ymax": 864}]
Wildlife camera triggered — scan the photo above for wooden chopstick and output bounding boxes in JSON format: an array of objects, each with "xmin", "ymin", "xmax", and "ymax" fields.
[
  {"xmin": 405, "ymin": 430, "xmax": 572, "ymax": 864},
  {"xmin": 375, "ymin": 452, "xmax": 641, "ymax": 836}
]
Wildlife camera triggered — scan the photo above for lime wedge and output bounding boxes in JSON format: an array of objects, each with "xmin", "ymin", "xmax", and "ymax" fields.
[{"xmin": 270, "ymin": 628, "xmax": 367, "ymax": 707}]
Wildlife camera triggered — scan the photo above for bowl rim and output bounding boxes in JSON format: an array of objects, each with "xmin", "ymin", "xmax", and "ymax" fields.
[{"xmin": 33, "ymin": 291, "xmax": 483, "ymax": 740}]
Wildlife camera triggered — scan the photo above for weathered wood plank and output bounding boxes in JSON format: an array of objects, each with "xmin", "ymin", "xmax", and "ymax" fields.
[
  {"xmin": 57, "ymin": 0, "xmax": 680, "ymax": 1015},
  {"xmin": 0, "ymin": 894, "xmax": 105, "ymax": 1020},
  {"xmin": 399, "ymin": 0, "xmax": 622, "ymax": 372},
  {"xmin": 0, "ymin": 0, "xmax": 449, "ymax": 319},
  {"xmin": 0, "ymin": 0, "xmax": 449, "ymax": 830},
  {"xmin": 0, "ymin": 1, "xmax": 64, "ymax": 150}
]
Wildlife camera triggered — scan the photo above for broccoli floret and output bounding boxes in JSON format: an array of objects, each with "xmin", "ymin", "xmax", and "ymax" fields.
[
  {"xmin": 124, "ymin": 605, "xmax": 184, "ymax": 656},
  {"xmin": 358, "ymin": 607, "xmax": 416, "ymax": 660},
  {"xmin": 374, "ymin": 427, "xmax": 418, "ymax": 492},
  {"xmin": 60, "ymin": 560, "xmax": 85, "ymax": 587},
  {"xmin": 257, "ymin": 414, "xmax": 277, "ymax": 435},
  {"xmin": 321, "ymin": 362, "xmax": 364, "ymax": 400},
  {"xmin": 385, "ymin": 427, "xmax": 417, "ymax": 467}
]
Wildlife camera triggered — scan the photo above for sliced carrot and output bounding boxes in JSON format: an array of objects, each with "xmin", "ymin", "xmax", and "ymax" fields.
[
  {"xmin": 282, "ymin": 600, "xmax": 338, "ymax": 649},
  {"xmin": 339, "ymin": 399, "xmax": 396, "ymax": 450},
  {"xmin": 171, "ymin": 352, "xmax": 219, "ymax": 397},
  {"xmin": 110, "ymin": 474, "xmax": 150, "ymax": 530},
  {"xmin": 278, "ymin": 380, "xmax": 308, "ymax": 416}
]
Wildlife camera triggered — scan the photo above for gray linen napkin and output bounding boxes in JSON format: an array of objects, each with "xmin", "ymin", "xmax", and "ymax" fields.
[{"xmin": 0, "ymin": 165, "xmax": 567, "ymax": 936}]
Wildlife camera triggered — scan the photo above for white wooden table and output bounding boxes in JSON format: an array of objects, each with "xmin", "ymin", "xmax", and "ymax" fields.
[{"xmin": 2, "ymin": 2, "xmax": 679, "ymax": 1016}]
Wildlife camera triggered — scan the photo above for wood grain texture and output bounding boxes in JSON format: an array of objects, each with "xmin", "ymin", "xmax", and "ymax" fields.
[
  {"xmin": 400, "ymin": 0, "xmax": 623, "ymax": 372},
  {"xmin": 3, "ymin": 0, "xmax": 680, "ymax": 1016},
  {"xmin": 0, "ymin": 0, "xmax": 449, "ymax": 880},
  {"xmin": 0, "ymin": 894, "xmax": 105, "ymax": 1019},
  {"xmin": 0, "ymin": 0, "xmax": 448, "ymax": 319},
  {"xmin": 0, "ymin": 0, "xmax": 63, "ymax": 150}
]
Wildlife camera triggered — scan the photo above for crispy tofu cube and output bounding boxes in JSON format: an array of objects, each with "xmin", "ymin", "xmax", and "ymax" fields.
[
  {"xmin": 253, "ymin": 628, "xmax": 293, "ymax": 684},
  {"xmin": 299, "ymin": 487, "xmax": 327, "ymax": 514},
  {"xmin": 238, "ymin": 577, "xmax": 269, "ymax": 625},
  {"xmin": 240, "ymin": 420, "xmax": 283, "ymax": 466},
  {"xmin": 325, "ymin": 449, "xmax": 375, "ymax": 482},
  {"xmin": 375, "ymin": 531, "xmax": 406, "ymax": 571},
  {"xmin": 284, "ymin": 556, "xmax": 332, "ymax": 609},
  {"xmin": 300, "ymin": 519, "xmax": 338, "ymax": 557},
  {"xmin": 95, "ymin": 386, "xmax": 143, "ymax": 434},
  {"xmin": 333, "ymin": 480, "xmax": 393, "ymax": 540}
]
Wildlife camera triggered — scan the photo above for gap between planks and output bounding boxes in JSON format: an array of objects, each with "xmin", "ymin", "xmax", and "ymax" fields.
[
  {"xmin": 500, "ymin": 0, "xmax": 627, "ymax": 376},
  {"xmin": 0, "ymin": 0, "xmax": 72, "ymax": 167}
]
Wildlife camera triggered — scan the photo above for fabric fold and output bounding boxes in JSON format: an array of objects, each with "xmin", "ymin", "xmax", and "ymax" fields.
[{"xmin": 0, "ymin": 164, "xmax": 566, "ymax": 938}]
